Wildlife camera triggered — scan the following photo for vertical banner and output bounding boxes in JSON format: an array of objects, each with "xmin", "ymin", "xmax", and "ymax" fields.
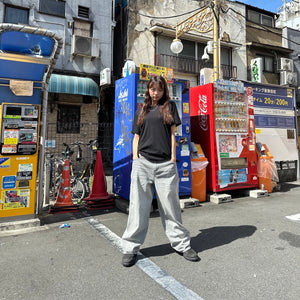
[{"xmin": 251, "ymin": 58, "xmax": 263, "ymax": 83}]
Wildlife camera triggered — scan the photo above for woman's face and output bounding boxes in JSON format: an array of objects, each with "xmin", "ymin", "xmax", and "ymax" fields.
[{"xmin": 149, "ymin": 82, "xmax": 164, "ymax": 104}]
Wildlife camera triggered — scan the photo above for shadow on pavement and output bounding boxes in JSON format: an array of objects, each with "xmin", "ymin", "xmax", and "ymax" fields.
[
  {"xmin": 279, "ymin": 231, "xmax": 300, "ymax": 248},
  {"xmin": 276, "ymin": 181, "xmax": 300, "ymax": 193},
  {"xmin": 141, "ymin": 225, "xmax": 257, "ymax": 257}
]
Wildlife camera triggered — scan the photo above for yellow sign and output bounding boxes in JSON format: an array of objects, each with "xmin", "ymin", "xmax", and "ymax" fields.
[
  {"xmin": 1, "ymin": 189, "xmax": 30, "ymax": 210},
  {"xmin": 4, "ymin": 129, "xmax": 18, "ymax": 145},
  {"xmin": 183, "ymin": 102, "xmax": 189, "ymax": 114},
  {"xmin": 255, "ymin": 128, "xmax": 261, "ymax": 134},
  {"xmin": 139, "ymin": 64, "xmax": 174, "ymax": 83}
]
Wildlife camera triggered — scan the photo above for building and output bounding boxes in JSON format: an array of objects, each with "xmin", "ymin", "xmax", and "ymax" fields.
[
  {"xmin": 276, "ymin": 0, "xmax": 300, "ymax": 148},
  {"xmin": 114, "ymin": 0, "xmax": 245, "ymax": 86},
  {"xmin": 0, "ymin": 0, "xmax": 114, "ymax": 169},
  {"xmin": 241, "ymin": 2, "xmax": 293, "ymax": 85},
  {"xmin": 113, "ymin": 1, "xmax": 294, "ymax": 84}
]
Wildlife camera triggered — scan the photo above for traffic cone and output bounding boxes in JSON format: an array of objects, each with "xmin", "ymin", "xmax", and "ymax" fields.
[
  {"xmin": 84, "ymin": 150, "xmax": 114, "ymax": 210},
  {"xmin": 49, "ymin": 159, "xmax": 79, "ymax": 214}
]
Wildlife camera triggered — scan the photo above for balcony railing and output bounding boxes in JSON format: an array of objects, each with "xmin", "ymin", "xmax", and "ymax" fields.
[{"xmin": 156, "ymin": 53, "xmax": 237, "ymax": 79}]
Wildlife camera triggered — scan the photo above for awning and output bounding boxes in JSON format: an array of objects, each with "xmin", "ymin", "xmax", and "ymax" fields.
[{"xmin": 48, "ymin": 74, "xmax": 99, "ymax": 97}]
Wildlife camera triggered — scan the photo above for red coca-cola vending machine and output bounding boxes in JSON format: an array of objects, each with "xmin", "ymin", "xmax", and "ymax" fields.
[{"xmin": 190, "ymin": 80, "xmax": 258, "ymax": 193}]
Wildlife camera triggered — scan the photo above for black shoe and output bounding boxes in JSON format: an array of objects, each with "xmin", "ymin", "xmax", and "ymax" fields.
[
  {"xmin": 182, "ymin": 248, "xmax": 200, "ymax": 262},
  {"xmin": 122, "ymin": 254, "xmax": 137, "ymax": 267}
]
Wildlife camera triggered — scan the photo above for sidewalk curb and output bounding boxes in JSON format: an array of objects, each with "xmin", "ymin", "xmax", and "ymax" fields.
[{"xmin": 0, "ymin": 218, "xmax": 41, "ymax": 234}]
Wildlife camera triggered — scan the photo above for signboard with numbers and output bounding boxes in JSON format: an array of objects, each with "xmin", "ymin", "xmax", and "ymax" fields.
[{"xmin": 244, "ymin": 82, "xmax": 298, "ymax": 164}]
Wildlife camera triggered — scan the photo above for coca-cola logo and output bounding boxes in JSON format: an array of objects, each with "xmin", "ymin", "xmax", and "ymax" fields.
[{"xmin": 197, "ymin": 94, "xmax": 208, "ymax": 131}]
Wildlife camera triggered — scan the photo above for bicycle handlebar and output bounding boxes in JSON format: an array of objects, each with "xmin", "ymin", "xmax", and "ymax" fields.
[{"xmin": 62, "ymin": 139, "xmax": 98, "ymax": 159}]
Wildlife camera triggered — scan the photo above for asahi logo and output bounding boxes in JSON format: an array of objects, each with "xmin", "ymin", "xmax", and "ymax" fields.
[
  {"xmin": 197, "ymin": 94, "xmax": 208, "ymax": 131},
  {"xmin": 118, "ymin": 88, "xmax": 128, "ymax": 101}
]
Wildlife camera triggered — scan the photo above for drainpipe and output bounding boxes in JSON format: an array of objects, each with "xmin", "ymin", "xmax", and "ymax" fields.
[
  {"xmin": 39, "ymin": 36, "xmax": 63, "ymax": 215},
  {"xmin": 112, "ymin": 0, "xmax": 116, "ymax": 72}
]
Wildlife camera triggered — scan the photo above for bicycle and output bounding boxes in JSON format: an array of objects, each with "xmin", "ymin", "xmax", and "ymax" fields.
[
  {"xmin": 49, "ymin": 139, "xmax": 104, "ymax": 205},
  {"xmin": 50, "ymin": 142, "xmax": 87, "ymax": 204},
  {"xmin": 70, "ymin": 139, "xmax": 100, "ymax": 197}
]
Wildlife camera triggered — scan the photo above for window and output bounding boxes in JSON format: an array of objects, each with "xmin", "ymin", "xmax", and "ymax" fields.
[
  {"xmin": 247, "ymin": 9, "xmax": 274, "ymax": 27},
  {"xmin": 57, "ymin": 105, "xmax": 80, "ymax": 134},
  {"xmin": 179, "ymin": 40, "xmax": 195, "ymax": 58},
  {"xmin": 264, "ymin": 56, "xmax": 274, "ymax": 72},
  {"xmin": 262, "ymin": 15, "xmax": 273, "ymax": 27},
  {"xmin": 5, "ymin": 5, "xmax": 29, "ymax": 24},
  {"xmin": 73, "ymin": 19, "xmax": 92, "ymax": 37},
  {"xmin": 248, "ymin": 10, "xmax": 260, "ymax": 24},
  {"xmin": 39, "ymin": 0, "xmax": 65, "ymax": 18}
]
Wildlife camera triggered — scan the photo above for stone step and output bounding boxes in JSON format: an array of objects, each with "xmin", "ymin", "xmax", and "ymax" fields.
[{"xmin": 0, "ymin": 218, "xmax": 41, "ymax": 232}]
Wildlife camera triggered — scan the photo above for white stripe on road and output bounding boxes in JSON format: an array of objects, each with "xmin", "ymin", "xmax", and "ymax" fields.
[
  {"xmin": 286, "ymin": 213, "xmax": 300, "ymax": 222},
  {"xmin": 86, "ymin": 217, "xmax": 204, "ymax": 300}
]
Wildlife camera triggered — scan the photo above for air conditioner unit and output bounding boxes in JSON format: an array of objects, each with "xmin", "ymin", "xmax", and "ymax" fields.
[
  {"xmin": 277, "ymin": 57, "xmax": 294, "ymax": 72},
  {"xmin": 71, "ymin": 35, "xmax": 99, "ymax": 57},
  {"xmin": 100, "ymin": 68, "xmax": 111, "ymax": 86},
  {"xmin": 280, "ymin": 71, "xmax": 297, "ymax": 86}
]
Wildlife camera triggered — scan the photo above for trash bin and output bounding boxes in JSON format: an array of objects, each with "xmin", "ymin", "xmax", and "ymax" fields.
[
  {"xmin": 191, "ymin": 143, "xmax": 208, "ymax": 202},
  {"xmin": 256, "ymin": 143, "xmax": 278, "ymax": 193}
]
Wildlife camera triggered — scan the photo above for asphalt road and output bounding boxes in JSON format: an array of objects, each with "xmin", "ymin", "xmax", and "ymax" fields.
[{"xmin": 1, "ymin": 181, "xmax": 300, "ymax": 300}]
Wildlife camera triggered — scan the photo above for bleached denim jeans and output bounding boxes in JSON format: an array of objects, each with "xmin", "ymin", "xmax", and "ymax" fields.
[{"xmin": 122, "ymin": 155, "xmax": 191, "ymax": 254}]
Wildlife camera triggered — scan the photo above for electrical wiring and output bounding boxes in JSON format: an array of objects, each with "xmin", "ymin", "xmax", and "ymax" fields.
[{"xmin": 128, "ymin": 6, "xmax": 204, "ymax": 19}]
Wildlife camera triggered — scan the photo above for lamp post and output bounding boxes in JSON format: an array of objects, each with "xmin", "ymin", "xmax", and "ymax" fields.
[
  {"xmin": 212, "ymin": 0, "xmax": 220, "ymax": 81},
  {"xmin": 170, "ymin": 0, "xmax": 220, "ymax": 81}
]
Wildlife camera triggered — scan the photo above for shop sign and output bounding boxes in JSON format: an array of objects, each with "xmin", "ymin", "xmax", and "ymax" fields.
[{"xmin": 139, "ymin": 64, "xmax": 173, "ymax": 83}]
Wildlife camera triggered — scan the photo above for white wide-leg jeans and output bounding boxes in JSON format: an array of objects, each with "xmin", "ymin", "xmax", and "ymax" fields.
[{"xmin": 122, "ymin": 156, "xmax": 191, "ymax": 254}]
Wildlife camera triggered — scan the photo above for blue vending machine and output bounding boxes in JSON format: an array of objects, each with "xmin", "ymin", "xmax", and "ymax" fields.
[{"xmin": 113, "ymin": 73, "xmax": 191, "ymax": 200}]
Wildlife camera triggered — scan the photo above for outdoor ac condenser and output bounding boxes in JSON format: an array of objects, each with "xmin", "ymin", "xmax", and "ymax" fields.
[
  {"xmin": 277, "ymin": 57, "xmax": 294, "ymax": 72},
  {"xmin": 280, "ymin": 70, "xmax": 297, "ymax": 86},
  {"xmin": 71, "ymin": 35, "xmax": 99, "ymax": 57}
]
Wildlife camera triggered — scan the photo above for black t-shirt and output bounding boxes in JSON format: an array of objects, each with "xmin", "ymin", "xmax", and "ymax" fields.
[{"xmin": 131, "ymin": 101, "xmax": 181, "ymax": 162}]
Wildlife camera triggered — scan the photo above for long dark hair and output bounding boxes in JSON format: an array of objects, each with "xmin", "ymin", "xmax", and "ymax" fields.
[{"xmin": 137, "ymin": 76, "xmax": 173, "ymax": 125}]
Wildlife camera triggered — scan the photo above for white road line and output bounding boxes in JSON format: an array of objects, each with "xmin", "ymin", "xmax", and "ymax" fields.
[
  {"xmin": 86, "ymin": 217, "xmax": 204, "ymax": 300},
  {"xmin": 286, "ymin": 213, "xmax": 300, "ymax": 222}
]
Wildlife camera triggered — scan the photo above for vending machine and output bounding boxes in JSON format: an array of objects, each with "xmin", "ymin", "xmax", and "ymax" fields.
[
  {"xmin": 0, "ymin": 25, "xmax": 62, "ymax": 219},
  {"xmin": 0, "ymin": 104, "xmax": 40, "ymax": 215},
  {"xmin": 113, "ymin": 73, "xmax": 191, "ymax": 200},
  {"xmin": 190, "ymin": 80, "xmax": 258, "ymax": 193}
]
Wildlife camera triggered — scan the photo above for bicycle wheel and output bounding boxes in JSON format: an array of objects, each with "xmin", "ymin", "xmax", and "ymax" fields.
[{"xmin": 70, "ymin": 177, "xmax": 86, "ymax": 203}]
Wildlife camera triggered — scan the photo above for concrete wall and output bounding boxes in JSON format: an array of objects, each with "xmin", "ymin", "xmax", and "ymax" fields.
[{"xmin": 0, "ymin": 0, "xmax": 113, "ymax": 76}]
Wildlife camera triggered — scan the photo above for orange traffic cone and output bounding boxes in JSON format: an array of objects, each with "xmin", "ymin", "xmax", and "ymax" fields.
[
  {"xmin": 49, "ymin": 159, "xmax": 79, "ymax": 214},
  {"xmin": 84, "ymin": 150, "xmax": 114, "ymax": 210}
]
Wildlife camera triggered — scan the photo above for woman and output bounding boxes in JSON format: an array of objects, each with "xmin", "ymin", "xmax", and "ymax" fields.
[{"xmin": 121, "ymin": 75, "xmax": 200, "ymax": 267}]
